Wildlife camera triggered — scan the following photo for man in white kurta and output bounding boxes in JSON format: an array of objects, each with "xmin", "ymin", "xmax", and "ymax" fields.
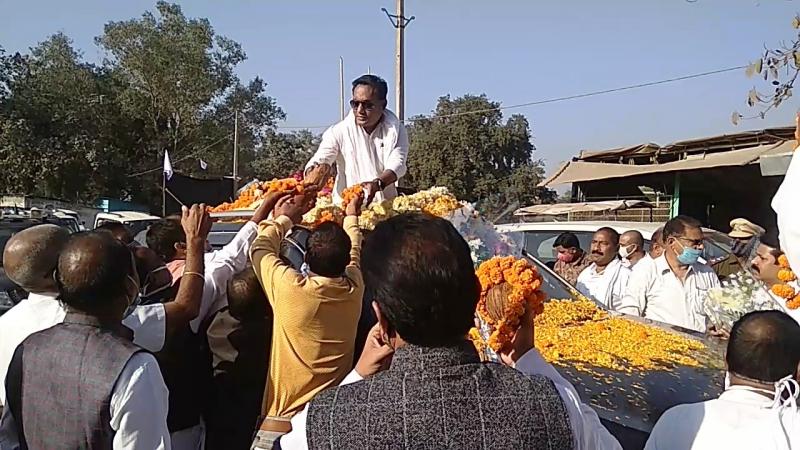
[
  {"xmin": 645, "ymin": 310, "xmax": 800, "ymax": 450},
  {"xmin": 618, "ymin": 216, "xmax": 720, "ymax": 332},
  {"xmin": 576, "ymin": 228, "xmax": 631, "ymax": 310},
  {"xmin": 305, "ymin": 74, "xmax": 408, "ymax": 203}
]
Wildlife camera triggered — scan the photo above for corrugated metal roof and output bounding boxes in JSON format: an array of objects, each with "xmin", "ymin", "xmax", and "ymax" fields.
[{"xmin": 541, "ymin": 140, "xmax": 795, "ymax": 186}]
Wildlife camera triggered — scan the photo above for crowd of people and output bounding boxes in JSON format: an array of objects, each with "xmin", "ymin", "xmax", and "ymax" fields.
[
  {"xmin": 0, "ymin": 73, "xmax": 798, "ymax": 450},
  {"xmin": 560, "ymin": 216, "xmax": 800, "ymax": 332}
]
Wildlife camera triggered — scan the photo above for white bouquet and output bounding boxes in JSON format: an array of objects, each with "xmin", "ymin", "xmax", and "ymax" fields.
[
  {"xmin": 703, "ymin": 271, "xmax": 781, "ymax": 331},
  {"xmin": 444, "ymin": 203, "xmax": 519, "ymax": 266}
]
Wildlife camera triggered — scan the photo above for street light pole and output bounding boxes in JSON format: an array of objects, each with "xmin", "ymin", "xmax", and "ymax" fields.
[
  {"xmin": 232, "ymin": 110, "xmax": 239, "ymax": 194},
  {"xmin": 382, "ymin": 1, "xmax": 414, "ymax": 122}
]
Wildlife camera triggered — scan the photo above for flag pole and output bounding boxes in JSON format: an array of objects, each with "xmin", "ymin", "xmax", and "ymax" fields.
[{"xmin": 162, "ymin": 169, "xmax": 166, "ymax": 217}]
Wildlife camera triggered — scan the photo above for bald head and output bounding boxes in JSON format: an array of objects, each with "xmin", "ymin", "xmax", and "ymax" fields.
[
  {"xmin": 4, "ymin": 224, "xmax": 70, "ymax": 293},
  {"xmin": 727, "ymin": 310, "xmax": 800, "ymax": 383},
  {"xmin": 649, "ymin": 227, "xmax": 665, "ymax": 259},
  {"xmin": 56, "ymin": 231, "xmax": 135, "ymax": 316},
  {"xmin": 620, "ymin": 230, "xmax": 646, "ymax": 264}
]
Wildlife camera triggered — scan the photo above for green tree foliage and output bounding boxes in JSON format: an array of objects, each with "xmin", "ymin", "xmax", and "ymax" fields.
[
  {"xmin": 404, "ymin": 94, "xmax": 555, "ymax": 219},
  {"xmin": 0, "ymin": 2, "xmax": 285, "ymax": 208},
  {"xmin": 252, "ymin": 130, "xmax": 317, "ymax": 181}
]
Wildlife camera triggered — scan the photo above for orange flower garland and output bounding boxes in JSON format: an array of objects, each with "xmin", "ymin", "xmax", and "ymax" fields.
[
  {"xmin": 472, "ymin": 256, "xmax": 545, "ymax": 353},
  {"xmin": 341, "ymin": 184, "xmax": 364, "ymax": 206},
  {"xmin": 771, "ymin": 255, "xmax": 800, "ymax": 309}
]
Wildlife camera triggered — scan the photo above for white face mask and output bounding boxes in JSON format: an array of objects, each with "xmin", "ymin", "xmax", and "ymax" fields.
[
  {"xmin": 725, "ymin": 371, "xmax": 800, "ymax": 409},
  {"xmin": 619, "ymin": 245, "xmax": 636, "ymax": 260}
]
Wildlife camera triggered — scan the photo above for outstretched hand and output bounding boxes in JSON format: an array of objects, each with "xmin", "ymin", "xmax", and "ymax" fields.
[
  {"xmin": 274, "ymin": 193, "xmax": 314, "ymax": 224},
  {"xmin": 181, "ymin": 204, "xmax": 211, "ymax": 241},
  {"xmin": 251, "ymin": 190, "xmax": 294, "ymax": 224},
  {"xmin": 345, "ymin": 191, "xmax": 365, "ymax": 217}
]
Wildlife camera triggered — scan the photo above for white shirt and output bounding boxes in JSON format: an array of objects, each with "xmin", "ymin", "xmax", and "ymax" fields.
[
  {"xmin": 773, "ymin": 147, "xmax": 800, "ymax": 277},
  {"xmin": 619, "ymin": 255, "xmax": 720, "ymax": 333},
  {"xmin": 0, "ymin": 293, "xmax": 166, "ymax": 406},
  {"xmin": 279, "ymin": 348, "xmax": 621, "ymax": 450},
  {"xmin": 645, "ymin": 388, "xmax": 800, "ymax": 450},
  {"xmin": 0, "ymin": 352, "xmax": 171, "ymax": 450},
  {"xmin": 189, "ymin": 221, "xmax": 258, "ymax": 333},
  {"xmin": 576, "ymin": 259, "xmax": 631, "ymax": 311},
  {"xmin": 305, "ymin": 110, "xmax": 409, "ymax": 202}
]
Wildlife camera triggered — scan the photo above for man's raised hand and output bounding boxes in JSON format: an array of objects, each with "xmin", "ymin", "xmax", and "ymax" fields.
[
  {"xmin": 354, "ymin": 323, "xmax": 394, "ymax": 378},
  {"xmin": 181, "ymin": 204, "xmax": 211, "ymax": 241},
  {"xmin": 345, "ymin": 191, "xmax": 365, "ymax": 217},
  {"xmin": 274, "ymin": 193, "xmax": 314, "ymax": 224}
]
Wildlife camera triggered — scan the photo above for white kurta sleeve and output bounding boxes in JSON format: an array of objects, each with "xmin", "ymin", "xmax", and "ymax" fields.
[
  {"xmin": 384, "ymin": 124, "xmax": 409, "ymax": 178},
  {"xmin": 279, "ymin": 370, "xmax": 365, "ymax": 450},
  {"xmin": 305, "ymin": 126, "xmax": 341, "ymax": 172},
  {"xmin": 515, "ymin": 349, "xmax": 622, "ymax": 450},
  {"xmin": 618, "ymin": 264, "xmax": 649, "ymax": 316},
  {"xmin": 109, "ymin": 352, "xmax": 171, "ymax": 450},
  {"xmin": 773, "ymin": 148, "xmax": 800, "ymax": 274},
  {"xmin": 122, "ymin": 303, "xmax": 166, "ymax": 353},
  {"xmin": 190, "ymin": 221, "xmax": 258, "ymax": 332}
]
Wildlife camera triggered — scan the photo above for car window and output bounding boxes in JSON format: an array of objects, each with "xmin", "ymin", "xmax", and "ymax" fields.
[{"xmin": 524, "ymin": 231, "xmax": 595, "ymax": 262}]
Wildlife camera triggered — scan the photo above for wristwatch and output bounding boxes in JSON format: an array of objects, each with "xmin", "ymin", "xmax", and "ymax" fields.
[{"xmin": 374, "ymin": 178, "xmax": 386, "ymax": 191}]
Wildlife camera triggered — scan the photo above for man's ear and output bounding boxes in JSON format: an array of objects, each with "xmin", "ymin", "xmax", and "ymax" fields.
[{"xmin": 372, "ymin": 300, "xmax": 392, "ymax": 340}]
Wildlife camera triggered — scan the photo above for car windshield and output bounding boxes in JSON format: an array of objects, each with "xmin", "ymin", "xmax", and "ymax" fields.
[{"xmin": 522, "ymin": 250, "xmax": 583, "ymax": 302}]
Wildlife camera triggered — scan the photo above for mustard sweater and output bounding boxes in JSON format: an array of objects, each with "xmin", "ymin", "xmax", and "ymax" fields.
[{"xmin": 250, "ymin": 215, "xmax": 364, "ymax": 418}]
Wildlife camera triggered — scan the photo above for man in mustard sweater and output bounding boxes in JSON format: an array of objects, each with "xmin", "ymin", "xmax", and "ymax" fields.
[{"xmin": 250, "ymin": 191, "xmax": 365, "ymax": 440}]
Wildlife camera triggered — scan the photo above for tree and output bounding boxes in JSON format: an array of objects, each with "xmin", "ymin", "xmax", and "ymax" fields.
[
  {"xmin": 404, "ymin": 94, "xmax": 554, "ymax": 218},
  {"xmin": 252, "ymin": 130, "xmax": 318, "ymax": 181},
  {"xmin": 733, "ymin": 14, "xmax": 800, "ymax": 124},
  {"xmin": 0, "ymin": 2, "xmax": 285, "ymax": 209}
]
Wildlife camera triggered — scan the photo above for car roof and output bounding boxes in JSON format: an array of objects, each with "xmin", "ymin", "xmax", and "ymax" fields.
[
  {"xmin": 495, "ymin": 221, "xmax": 664, "ymax": 239},
  {"xmin": 97, "ymin": 211, "xmax": 160, "ymax": 221}
]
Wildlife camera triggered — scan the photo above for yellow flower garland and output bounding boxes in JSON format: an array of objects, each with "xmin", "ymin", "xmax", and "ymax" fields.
[
  {"xmin": 472, "ymin": 256, "xmax": 545, "ymax": 353},
  {"xmin": 771, "ymin": 255, "xmax": 800, "ymax": 309}
]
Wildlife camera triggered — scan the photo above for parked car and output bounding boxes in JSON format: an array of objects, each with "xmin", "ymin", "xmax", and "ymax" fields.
[
  {"xmin": 524, "ymin": 251, "xmax": 724, "ymax": 448},
  {"xmin": 496, "ymin": 221, "xmax": 733, "ymax": 271},
  {"xmin": 94, "ymin": 211, "xmax": 161, "ymax": 237}
]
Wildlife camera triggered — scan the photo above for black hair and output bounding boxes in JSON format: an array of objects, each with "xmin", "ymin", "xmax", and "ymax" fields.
[
  {"xmin": 306, "ymin": 222, "xmax": 351, "ymax": 278},
  {"xmin": 96, "ymin": 222, "xmax": 134, "ymax": 245},
  {"xmin": 227, "ymin": 267, "xmax": 270, "ymax": 321},
  {"xmin": 727, "ymin": 310, "xmax": 800, "ymax": 382},
  {"xmin": 553, "ymin": 232, "xmax": 580, "ymax": 250},
  {"xmin": 362, "ymin": 212, "xmax": 480, "ymax": 347},
  {"xmin": 146, "ymin": 218, "xmax": 185, "ymax": 262},
  {"xmin": 56, "ymin": 231, "xmax": 133, "ymax": 313},
  {"xmin": 663, "ymin": 215, "xmax": 703, "ymax": 240},
  {"xmin": 595, "ymin": 227, "xmax": 620, "ymax": 246},
  {"xmin": 760, "ymin": 230, "xmax": 783, "ymax": 259},
  {"xmin": 352, "ymin": 74, "xmax": 388, "ymax": 103}
]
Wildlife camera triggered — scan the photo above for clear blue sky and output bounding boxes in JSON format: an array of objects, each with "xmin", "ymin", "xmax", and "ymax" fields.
[{"xmin": 2, "ymin": 0, "xmax": 799, "ymax": 176}]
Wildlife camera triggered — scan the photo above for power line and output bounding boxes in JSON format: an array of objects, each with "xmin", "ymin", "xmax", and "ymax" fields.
[
  {"xmin": 128, "ymin": 132, "xmax": 234, "ymax": 177},
  {"xmin": 275, "ymin": 64, "xmax": 747, "ymax": 130}
]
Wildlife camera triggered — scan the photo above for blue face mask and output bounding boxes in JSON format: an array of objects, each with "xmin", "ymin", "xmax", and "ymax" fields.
[{"xmin": 675, "ymin": 241, "xmax": 702, "ymax": 265}]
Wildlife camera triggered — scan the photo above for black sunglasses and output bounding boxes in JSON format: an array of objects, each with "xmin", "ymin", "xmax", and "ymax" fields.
[{"xmin": 350, "ymin": 99, "xmax": 376, "ymax": 112}]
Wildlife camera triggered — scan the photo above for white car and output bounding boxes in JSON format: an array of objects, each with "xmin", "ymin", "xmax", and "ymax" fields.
[
  {"xmin": 495, "ymin": 221, "xmax": 733, "ymax": 270},
  {"xmin": 95, "ymin": 211, "xmax": 161, "ymax": 237}
]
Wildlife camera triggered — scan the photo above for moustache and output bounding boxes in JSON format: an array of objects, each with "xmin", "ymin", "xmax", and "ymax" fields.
[{"xmin": 592, "ymin": 251, "xmax": 603, "ymax": 255}]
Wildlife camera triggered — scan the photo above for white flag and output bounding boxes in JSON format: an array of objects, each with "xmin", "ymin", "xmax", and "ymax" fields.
[
  {"xmin": 163, "ymin": 150, "xmax": 173, "ymax": 180},
  {"xmin": 199, "ymin": 159, "xmax": 208, "ymax": 170}
]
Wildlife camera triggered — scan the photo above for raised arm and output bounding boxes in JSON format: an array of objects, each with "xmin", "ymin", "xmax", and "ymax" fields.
[
  {"xmin": 344, "ymin": 191, "xmax": 364, "ymax": 270},
  {"xmin": 162, "ymin": 204, "xmax": 210, "ymax": 337},
  {"xmin": 304, "ymin": 126, "xmax": 341, "ymax": 182},
  {"xmin": 250, "ymin": 193, "xmax": 311, "ymax": 307}
]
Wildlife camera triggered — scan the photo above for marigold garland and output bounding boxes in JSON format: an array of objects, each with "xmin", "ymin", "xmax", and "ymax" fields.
[
  {"xmin": 771, "ymin": 254, "xmax": 800, "ymax": 309},
  {"xmin": 472, "ymin": 256, "xmax": 544, "ymax": 353},
  {"xmin": 341, "ymin": 184, "xmax": 364, "ymax": 206}
]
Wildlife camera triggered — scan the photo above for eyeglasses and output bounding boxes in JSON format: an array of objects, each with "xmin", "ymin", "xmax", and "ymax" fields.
[
  {"xmin": 350, "ymin": 100, "xmax": 376, "ymax": 112},
  {"xmin": 677, "ymin": 236, "xmax": 704, "ymax": 247}
]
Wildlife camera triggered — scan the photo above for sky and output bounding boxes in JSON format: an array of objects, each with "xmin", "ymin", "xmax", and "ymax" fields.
[{"xmin": 2, "ymin": 0, "xmax": 800, "ymax": 176}]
